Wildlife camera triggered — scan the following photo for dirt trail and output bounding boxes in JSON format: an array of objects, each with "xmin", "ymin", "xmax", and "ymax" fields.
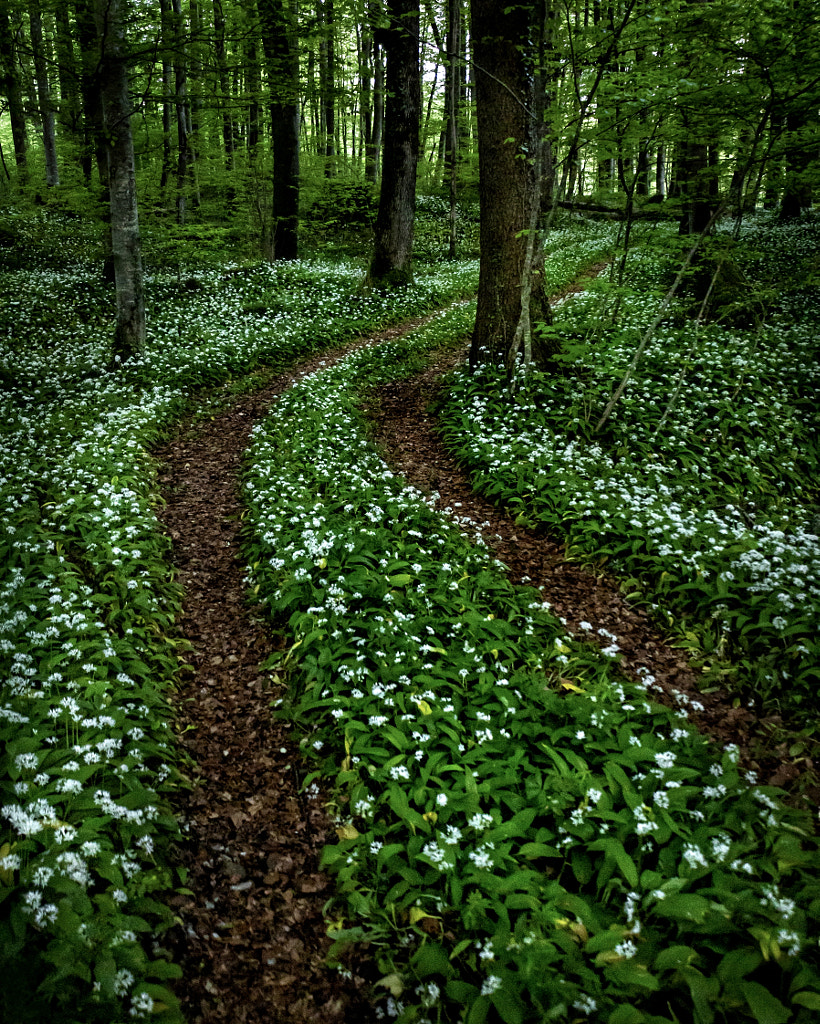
[
  {"xmin": 367, "ymin": 354, "xmax": 811, "ymax": 797},
  {"xmin": 153, "ymin": 317, "xmax": 441, "ymax": 1024},
  {"xmin": 151, "ymin": 287, "xmax": 814, "ymax": 1023}
]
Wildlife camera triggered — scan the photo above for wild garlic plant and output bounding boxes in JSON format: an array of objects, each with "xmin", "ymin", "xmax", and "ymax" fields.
[
  {"xmin": 440, "ymin": 219, "xmax": 820, "ymax": 721},
  {"xmin": 0, "ymin": 242, "xmax": 479, "ymax": 1022},
  {"xmin": 242, "ymin": 295, "xmax": 820, "ymax": 1024}
]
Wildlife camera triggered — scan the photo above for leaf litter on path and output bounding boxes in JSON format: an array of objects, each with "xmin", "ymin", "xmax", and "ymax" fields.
[{"xmin": 153, "ymin": 297, "xmax": 815, "ymax": 1024}]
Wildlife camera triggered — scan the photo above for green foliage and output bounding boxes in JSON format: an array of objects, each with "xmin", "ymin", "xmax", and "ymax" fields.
[
  {"xmin": 241, "ymin": 241, "xmax": 820, "ymax": 1023},
  {"xmin": 439, "ymin": 217, "xmax": 820, "ymax": 725},
  {"xmin": 306, "ymin": 180, "xmax": 379, "ymax": 231},
  {"xmin": 0, "ymin": 225, "xmax": 479, "ymax": 1020}
]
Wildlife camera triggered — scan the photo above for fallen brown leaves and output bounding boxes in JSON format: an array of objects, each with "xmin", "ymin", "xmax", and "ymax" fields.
[{"xmin": 151, "ymin": 305, "xmax": 815, "ymax": 1024}]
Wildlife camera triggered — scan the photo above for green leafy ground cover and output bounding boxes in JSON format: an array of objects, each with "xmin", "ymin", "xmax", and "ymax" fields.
[
  {"xmin": 439, "ymin": 217, "xmax": 820, "ymax": 727},
  {"xmin": 0, "ymin": 216, "xmax": 478, "ymax": 1022},
  {"xmin": 242, "ymin": 235, "xmax": 820, "ymax": 1024}
]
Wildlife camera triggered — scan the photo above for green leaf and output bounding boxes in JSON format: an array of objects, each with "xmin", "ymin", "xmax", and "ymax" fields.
[
  {"xmin": 491, "ymin": 985, "xmax": 524, "ymax": 1024},
  {"xmin": 792, "ymin": 991, "xmax": 820, "ymax": 1010},
  {"xmin": 655, "ymin": 945, "xmax": 698, "ymax": 971},
  {"xmin": 606, "ymin": 962, "xmax": 660, "ymax": 992},
  {"xmin": 519, "ymin": 841, "xmax": 557, "ymax": 860},
  {"xmin": 608, "ymin": 1006, "xmax": 646, "ymax": 1024},
  {"xmin": 467, "ymin": 996, "xmax": 490, "ymax": 1024},
  {"xmin": 607, "ymin": 838, "xmax": 638, "ymax": 888},
  {"xmin": 486, "ymin": 807, "xmax": 537, "ymax": 843},
  {"xmin": 741, "ymin": 981, "xmax": 790, "ymax": 1024},
  {"xmin": 680, "ymin": 967, "xmax": 718, "ymax": 1024},
  {"xmin": 412, "ymin": 942, "xmax": 453, "ymax": 979},
  {"xmin": 716, "ymin": 948, "xmax": 762, "ymax": 983},
  {"xmin": 654, "ymin": 893, "xmax": 710, "ymax": 923}
]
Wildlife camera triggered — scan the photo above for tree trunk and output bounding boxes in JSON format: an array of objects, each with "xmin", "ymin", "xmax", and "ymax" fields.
[
  {"xmin": 75, "ymin": 0, "xmax": 108, "ymax": 188},
  {"xmin": 446, "ymin": 0, "xmax": 460, "ymax": 258},
  {"xmin": 360, "ymin": 18, "xmax": 373, "ymax": 175},
  {"xmin": 367, "ymin": 0, "xmax": 419, "ymax": 287},
  {"xmin": 246, "ymin": 30, "xmax": 261, "ymax": 160},
  {"xmin": 171, "ymin": 0, "xmax": 192, "ymax": 224},
  {"xmin": 677, "ymin": 137, "xmax": 712, "ymax": 234},
  {"xmin": 0, "ymin": 0, "xmax": 28, "ymax": 184},
  {"xmin": 779, "ymin": 109, "xmax": 814, "ymax": 221},
  {"xmin": 318, "ymin": 0, "xmax": 335, "ymax": 176},
  {"xmin": 258, "ymin": 0, "xmax": 300, "ymax": 260},
  {"xmin": 159, "ymin": 0, "xmax": 174, "ymax": 193},
  {"xmin": 655, "ymin": 145, "xmax": 666, "ymax": 197},
  {"xmin": 93, "ymin": 0, "xmax": 145, "ymax": 362},
  {"xmin": 187, "ymin": 0, "xmax": 202, "ymax": 209},
  {"xmin": 54, "ymin": 4, "xmax": 84, "ymax": 167},
  {"xmin": 469, "ymin": 0, "xmax": 551, "ymax": 367},
  {"xmin": 367, "ymin": 0, "xmax": 385, "ymax": 184},
  {"xmin": 212, "ymin": 0, "xmax": 236, "ymax": 174},
  {"xmin": 28, "ymin": 4, "xmax": 59, "ymax": 186}
]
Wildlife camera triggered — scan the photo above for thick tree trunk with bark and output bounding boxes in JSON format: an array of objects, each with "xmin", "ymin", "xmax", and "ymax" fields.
[
  {"xmin": 258, "ymin": 0, "xmax": 300, "ymax": 260},
  {"xmin": 367, "ymin": 0, "xmax": 419, "ymax": 287},
  {"xmin": 0, "ymin": 0, "xmax": 28, "ymax": 184},
  {"xmin": 677, "ymin": 136, "xmax": 712, "ymax": 234},
  {"xmin": 93, "ymin": 0, "xmax": 145, "ymax": 361},
  {"xmin": 469, "ymin": 0, "xmax": 551, "ymax": 368}
]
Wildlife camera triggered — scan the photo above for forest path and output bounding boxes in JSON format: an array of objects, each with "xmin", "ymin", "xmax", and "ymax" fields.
[
  {"xmin": 364, "ymin": 352, "xmax": 778, "ymax": 781},
  {"xmin": 151, "ymin": 278, "xmax": 804, "ymax": 1024},
  {"xmin": 152, "ymin": 314, "xmax": 446, "ymax": 1024}
]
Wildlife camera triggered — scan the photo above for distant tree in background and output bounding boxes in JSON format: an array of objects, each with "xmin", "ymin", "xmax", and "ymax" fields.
[
  {"xmin": 93, "ymin": 0, "xmax": 145, "ymax": 361},
  {"xmin": 0, "ymin": 0, "xmax": 818, "ymax": 314},
  {"xmin": 366, "ymin": 0, "xmax": 419, "ymax": 286}
]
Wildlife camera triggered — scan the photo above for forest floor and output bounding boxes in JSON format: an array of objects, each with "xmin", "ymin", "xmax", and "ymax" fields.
[{"xmin": 153, "ymin": 299, "xmax": 816, "ymax": 1024}]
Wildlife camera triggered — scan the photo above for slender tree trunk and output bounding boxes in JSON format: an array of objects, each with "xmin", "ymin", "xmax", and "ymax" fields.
[
  {"xmin": 54, "ymin": 4, "xmax": 84, "ymax": 166},
  {"xmin": 446, "ymin": 0, "xmax": 461, "ymax": 258},
  {"xmin": 28, "ymin": 5, "xmax": 59, "ymax": 186},
  {"xmin": 306, "ymin": 47, "xmax": 319, "ymax": 151},
  {"xmin": 159, "ymin": 0, "xmax": 174, "ymax": 193},
  {"xmin": 171, "ymin": 0, "xmax": 192, "ymax": 224},
  {"xmin": 0, "ymin": 0, "xmax": 28, "ymax": 184},
  {"xmin": 75, "ymin": 0, "xmax": 108, "ymax": 187},
  {"xmin": 655, "ymin": 145, "xmax": 666, "ymax": 196},
  {"xmin": 360, "ymin": 18, "xmax": 373, "ymax": 175},
  {"xmin": 367, "ymin": 0, "xmax": 385, "ymax": 183},
  {"xmin": 318, "ymin": 0, "xmax": 336, "ymax": 176},
  {"xmin": 93, "ymin": 0, "xmax": 145, "ymax": 361},
  {"xmin": 187, "ymin": 0, "xmax": 202, "ymax": 208},
  {"xmin": 246, "ymin": 31, "xmax": 261, "ymax": 160},
  {"xmin": 367, "ymin": 0, "xmax": 419, "ymax": 285},
  {"xmin": 212, "ymin": 0, "xmax": 236, "ymax": 173},
  {"xmin": 258, "ymin": 0, "xmax": 300, "ymax": 260}
]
